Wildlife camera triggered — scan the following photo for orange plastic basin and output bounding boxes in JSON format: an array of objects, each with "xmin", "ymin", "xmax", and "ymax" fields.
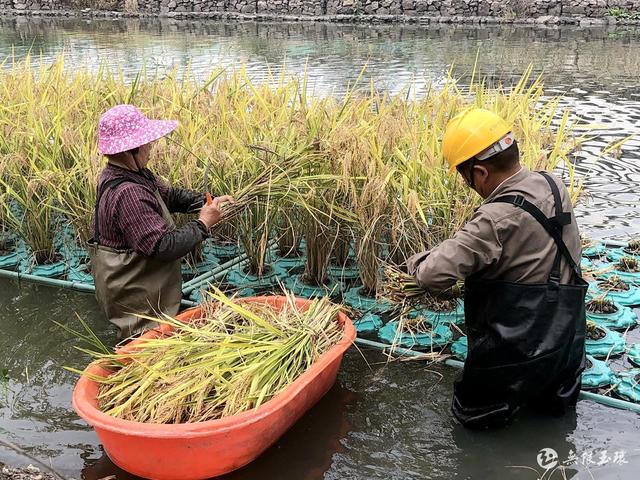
[{"xmin": 72, "ymin": 296, "xmax": 356, "ymax": 480}]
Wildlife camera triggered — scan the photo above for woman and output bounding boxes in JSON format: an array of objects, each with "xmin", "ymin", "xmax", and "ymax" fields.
[{"xmin": 90, "ymin": 104, "xmax": 232, "ymax": 339}]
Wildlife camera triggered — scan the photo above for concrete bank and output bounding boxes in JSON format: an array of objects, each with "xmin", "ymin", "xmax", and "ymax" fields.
[{"xmin": 1, "ymin": 1, "xmax": 640, "ymax": 26}]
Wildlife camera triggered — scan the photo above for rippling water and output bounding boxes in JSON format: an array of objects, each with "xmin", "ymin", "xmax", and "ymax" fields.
[{"xmin": 1, "ymin": 17, "xmax": 640, "ymax": 480}]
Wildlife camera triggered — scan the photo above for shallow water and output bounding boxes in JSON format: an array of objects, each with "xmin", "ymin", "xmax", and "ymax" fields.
[{"xmin": 0, "ymin": 17, "xmax": 640, "ymax": 480}]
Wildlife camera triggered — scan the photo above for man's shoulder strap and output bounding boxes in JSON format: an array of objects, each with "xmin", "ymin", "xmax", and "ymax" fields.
[{"xmin": 538, "ymin": 171, "xmax": 572, "ymax": 228}]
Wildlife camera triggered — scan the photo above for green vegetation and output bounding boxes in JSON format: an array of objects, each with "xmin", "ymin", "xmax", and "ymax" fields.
[
  {"xmin": 606, "ymin": 7, "xmax": 640, "ymax": 20},
  {"xmin": 0, "ymin": 56, "xmax": 583, "ymax": 290}
]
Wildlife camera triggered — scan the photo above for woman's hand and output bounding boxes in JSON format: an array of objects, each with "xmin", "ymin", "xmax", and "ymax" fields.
[{"xmin": 198, "ymin": 195, "xmax": 234, "ymax": 229}]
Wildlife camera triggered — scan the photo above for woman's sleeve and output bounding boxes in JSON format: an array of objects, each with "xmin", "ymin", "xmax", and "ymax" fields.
[
  {"xmin": 154, "ymin": 175, "xmax": 205, "ymax": 214},
  {"xmin": 167, "ymin": 187, "xmax": 205, "ymax": 213},
  {"xmin": 153, "ymin": 220, "xmax": 209, "ymax": 262}
]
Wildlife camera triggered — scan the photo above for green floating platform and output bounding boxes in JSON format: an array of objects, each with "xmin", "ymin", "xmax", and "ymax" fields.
[
  {"xmin": 273, "ymin": 256, "xmax": 306, "ymax": 275},
  {"xmin": 60, "ymin": 246, "xmax": 89, "ymax": 267},
  {"xmin": 581, "ymin": 258, "xmax": 594, "ymax": 270},
  {"xmin": 582, "ymin": 355, "xmax": 616, "ymax": 389},
  {"xmin": 586, "ymin": 302, "xmax": 639, "ymax": 331},
  {"xmin": 353, "ymin": 312, "xmax": 383, "ymax": 335},
  {"xmin": 207, "ymin": 242, "xmax": 241, "ymax": 259},
  {"xmin": 614, "ymin": 369, "xmax": 640, "ymax": 403},
  {"xmin": 0, "ymin": 251, "xmax": 19, "ymax": 270},
  {"xmin": 628, "ymin": 344, "xmax": 640, "ymax": 368},
  {"xmin": 283, "ymin": 275, "xmax": 341, "ymax": 299},
  {"xmin": 606, "ymin": 247, "xmax": 640, "ymax": 264},
  {"xmin": 67, "ymin": 266, "xmax": 93, "ymax": 285},
  {"xmin": 586, "ymin": 324, "xmax": 626, "ymax": 359},
  {"xmin": 224, "ymin": 264, "xmax": 282, "ymax": 289},
  {"xmin": 342, "ymin": 286, "xmax": 392, "ymax": 314},
  {"xmin": 407, "ymin": 300, "xmax": 465, "ymax": 326},
  {"xmin": 19, "ymin": 259, "xmax": 67, "ymax": 279},
  {"xmin": 582, "ymin": 243, "xmax": 607, "ymax": 259},
  {"xmin": 450, "ymin": 336, "xmax": 468, "ymax": 361},
  {"xmin": 378, "ymin": 320, "xmax": 453, "ymax": 351},
  {"xmin": 600, "ymin": 269, "xmax": 640, "ymax": 286},
  {"xmin": 589, "ymin": 279, "xmax": 640, "ymax": 307},
  {"xmin": 181, "ymin": 258, "xmax": 221, "ymax": 278}
]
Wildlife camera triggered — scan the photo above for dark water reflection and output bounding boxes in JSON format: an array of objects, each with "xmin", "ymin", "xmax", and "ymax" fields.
[
  {"xmin": 1, "ymin": 17, "xmax": 640, "ymax": 238},
  {"xmin": 1, "ymin": 18, "xmax": 640, "ymax": 480}
]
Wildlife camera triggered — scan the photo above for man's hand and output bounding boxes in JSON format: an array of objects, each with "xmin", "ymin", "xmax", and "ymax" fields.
[{"xmin": 198, "ymin": 195, "xmax": 234, "ymax": 229}]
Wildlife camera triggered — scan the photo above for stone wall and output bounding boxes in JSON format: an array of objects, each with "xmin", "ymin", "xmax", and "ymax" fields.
[
  {"xmin": 2, "ymin": 0, "xmax": 640, "ymax": 19},
  {"xmin": 0, "ymin": 0, "xmax": 125, "ymax": 11}
]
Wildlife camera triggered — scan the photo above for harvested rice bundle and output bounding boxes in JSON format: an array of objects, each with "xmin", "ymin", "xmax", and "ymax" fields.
[
  {"xmin": 78, "ymin": 291, "xmax": 343, "ymax": 424},
  {"xmin": 381, "ymin": 265, "xmax": 462, "ymax": 310}
]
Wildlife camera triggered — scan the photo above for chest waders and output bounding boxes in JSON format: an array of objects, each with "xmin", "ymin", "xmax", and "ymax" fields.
[
  {"xmin": 87, "ymin": 177, "xmax": 182, "ymax": 340},
  {"xmin": 453, "ymin": 172, "xmax": 587, "ymax": 429}
]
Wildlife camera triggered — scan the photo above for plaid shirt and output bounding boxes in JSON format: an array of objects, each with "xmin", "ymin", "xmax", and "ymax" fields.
[{"xmin": 94, "ymin": 165, "xmax": 174, "ymax": 256}]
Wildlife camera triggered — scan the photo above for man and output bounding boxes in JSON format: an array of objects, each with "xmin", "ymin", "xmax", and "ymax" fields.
[
  {"xmin": 90, "ymin": 104, "xmax": 233, "ymax": 340},
  {"xmin": 407, "ymin": 108, "xmax": 587, "ymax": 429}
]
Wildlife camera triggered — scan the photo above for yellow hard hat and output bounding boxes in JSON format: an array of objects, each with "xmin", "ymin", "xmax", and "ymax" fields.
[{"xmin": 442, "ymin": 108, "xmax": 513, "ymax": 172}]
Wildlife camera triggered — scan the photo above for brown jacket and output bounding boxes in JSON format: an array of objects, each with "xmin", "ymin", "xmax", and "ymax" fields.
[{"xmin": 407, "ymin": 168, "xmax": 581, "ymax": 293}]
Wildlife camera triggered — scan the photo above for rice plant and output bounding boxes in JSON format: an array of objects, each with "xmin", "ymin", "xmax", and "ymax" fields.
[
  {"xmin": 598, "ymin": 276, "xmax": 630, "ymax": 293},
  {"xmin": 626, "ymin": 239, "xmax": 640, "ymax": 255},
  {"xmin": 276, "ymin": 208, "xmax": 303, "ymax": 258},
  {"xmin": 586, "ymin": 321, "xmax": 607, "ymax": 340},
  {"xmin": 0, "ymin": 56, "xmax": 583, "ymax": 277},
  {"xmin": 0, "ymin": 161, "xmax": 62, "ymax": 264}
]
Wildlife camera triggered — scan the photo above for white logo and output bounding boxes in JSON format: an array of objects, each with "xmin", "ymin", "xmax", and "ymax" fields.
[
  {"xmin": 537, "ymin": 448, "xmax": 559, "ymax": 471},
  {"xmin": 508, "ymin": 447, "xmax": 628, "ymax": 478}
]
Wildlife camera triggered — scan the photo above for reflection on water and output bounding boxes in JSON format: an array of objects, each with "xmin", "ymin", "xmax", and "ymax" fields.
[
  {"xmin": 1, "ymin": 17, "xmax": 640, "ymax": 238},
  {"xmin": 0, "ymin": 281, "xmax": 114, "ymax": 473}
]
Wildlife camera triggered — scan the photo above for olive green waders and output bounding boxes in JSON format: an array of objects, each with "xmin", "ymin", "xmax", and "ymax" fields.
[{"xmin": 88, "ymin": 177, "xmax": 182, "ymax": 340}]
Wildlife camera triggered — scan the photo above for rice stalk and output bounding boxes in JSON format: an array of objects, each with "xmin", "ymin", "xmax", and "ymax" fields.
[
  {"xmin": 381, "ymin": 265, "xmax": 463, "ymax": 311},
  {"xmin": 0, "ymin": 56, "xmax": 585, "ymax": 274},
  {"xmin": 73, "ymin": 290, "xmax": 343, "ymax": 424}
]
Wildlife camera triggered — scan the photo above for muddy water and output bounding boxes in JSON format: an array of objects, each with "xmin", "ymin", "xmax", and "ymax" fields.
[{"xmin": 0, "ymin": 17, "xmax": 640, "ymax": 480}]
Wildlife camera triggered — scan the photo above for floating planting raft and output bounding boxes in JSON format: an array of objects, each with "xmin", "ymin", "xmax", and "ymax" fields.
[{"xmin": 0, "ymin": 57, "xmax": 638, "ymax": 409}]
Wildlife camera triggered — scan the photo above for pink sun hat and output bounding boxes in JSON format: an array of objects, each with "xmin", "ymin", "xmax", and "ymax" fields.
[{"xmin": 98, "ymin": 104, "xmax": 178, "ymax": 155}]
